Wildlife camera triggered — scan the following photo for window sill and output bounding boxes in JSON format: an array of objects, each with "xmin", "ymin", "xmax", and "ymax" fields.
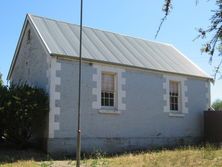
[
  {"xmin": 98, "ymin": 109, "xmax": 121, "ymax": 115},
  {"xmin": 169, "ymin": 112, "xmax": 185, "ymax": 117}
]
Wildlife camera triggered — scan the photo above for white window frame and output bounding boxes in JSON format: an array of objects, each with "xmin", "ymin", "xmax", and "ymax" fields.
[
  {"xmin": 169, "ymin": 81, "xmax": 181, "ymax": 112},
  {"xmin": 163, "ymin": 75, "xmax": 188, "ymax": 117},
  {"xmin": 27, "ymin": 29, "xmax": 31, "ymax": 44},
  {"xmin": 92, "ymin": 64, "xmax": 126, "ymax": 114},
  {"xmin": 101, "ymin": 72, "xmax": 117, "ymax": 109}
]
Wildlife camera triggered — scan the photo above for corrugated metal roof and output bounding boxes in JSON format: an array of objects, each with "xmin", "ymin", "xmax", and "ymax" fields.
[{"xmin": 29, "ymin": 14, "xmax": 210, "ymax": 79}]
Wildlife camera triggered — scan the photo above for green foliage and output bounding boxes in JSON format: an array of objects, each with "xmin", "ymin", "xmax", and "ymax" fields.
[
  {"xmin": 0, "ymin": 84, "xmax": 8, "ymax": 141},
  {"xmin": 0, "ymin": 83, "xmax": 48, "ymax": 147},
  {"xmin": 90, "ymin": 151, "xmax": 109, "ymax": 167},
  {"xmin": 0, "ymin": 72, "xmax": 3, "ymax": 86},
  {"xmin": 212, "ymin": 99, "xmax": 222, "ymax": 110}
]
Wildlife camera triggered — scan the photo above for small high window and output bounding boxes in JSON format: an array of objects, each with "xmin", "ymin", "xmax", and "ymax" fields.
[
  {"xmin": 101, "ymin": 73, "xmax": 115, "ymax": 107},
  {"xmin": 169, "ymin": 81, "xmax": 180, "ymax": 111},
  {"xmin": 27, "ymin": 29, "xmax": 31, "ymax": 42}
]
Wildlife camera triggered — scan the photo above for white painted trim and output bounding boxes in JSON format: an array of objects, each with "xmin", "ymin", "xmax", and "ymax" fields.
[
  {"xmin": 92, "ymin": 64, "xmax": 126, "ymax": 112},
  {"xmin": 92, "ymin": 65, "xmax": 101, "ymax": 109},
  {"xmin": 163, "ymin": 74, "xmax": 188, "ymax": 115},
  {"xmin": 98, "ymin": 110, "xmax": 121, "ymax": 115},
  {"xmin": 169, "ymin": 112, "xmax": 185, "ymax": 117},
  {"xmin": 48, "ymin": 57, "xmax": 61, "ymax": 138},
  {"xmin": 46, "ymin": 54, "xmax": 51, "ymax": 91},
  {"xmin": 28, "ymin": 14, "xmax": 52, "ymax": 54}
]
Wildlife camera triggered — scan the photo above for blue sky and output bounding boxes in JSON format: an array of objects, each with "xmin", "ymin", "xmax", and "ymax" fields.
[{"xmin": 0, "ymin": 0, "xmax": 221, "ymax": 102}]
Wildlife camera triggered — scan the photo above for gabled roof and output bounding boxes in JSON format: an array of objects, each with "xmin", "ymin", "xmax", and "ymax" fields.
[{"xmin": 8, "ymin": 14, "xmax": 212, "ymax": 80}]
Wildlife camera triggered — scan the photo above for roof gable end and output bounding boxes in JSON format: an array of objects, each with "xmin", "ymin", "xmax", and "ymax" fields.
[{"xmin": 7, "ymin": 14, "xmax": 51, "ymax": 80}]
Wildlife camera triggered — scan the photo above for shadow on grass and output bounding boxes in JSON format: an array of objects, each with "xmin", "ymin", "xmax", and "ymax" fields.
[
  {"xmin": 0, "ymin": 141, "xmax": 220, "ymax": 165},
  {"xmin": 0, "ymin": 142, "xmax": 51, "ymax": 164},
  {"xmin": 0, "ymin": 149, "xmax": 48, "ymax": 163}
]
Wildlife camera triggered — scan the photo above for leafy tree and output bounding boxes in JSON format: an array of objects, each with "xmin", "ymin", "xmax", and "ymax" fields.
[
  {"xmin": 212, "ymin": 99, "xmax": 222, "ymax": 110},
  {"xmin": 156, "ymin": 0, "xmax": 222, "ymax": 79},
  {"xmin": 0, "ymin": 84, "xmax": 48, "ymax": 147},
  {"xmin": 0, "ymin": 84, "xmax": 8, "ymax": 141},
  {"xmin": 0, "ymin": 72, "xmax": 3, "ymax": 86}
]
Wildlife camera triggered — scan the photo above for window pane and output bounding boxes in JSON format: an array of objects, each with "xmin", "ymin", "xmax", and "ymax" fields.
[
  {"xmin": 101, "ymin": 99, "xmax": 104, "ymax": 106},
  {"xmin": 110, "ymin": 98, "xmax": 114, "ymax": 106},
  {"xmin": 170, "ymin": 96, "xmax": 173, "ymax": 104},
  {"xmin": 105, "ymin": 98, "xmax": 109, "ymax": 106},
  {"xmin": 170, "ymin": 103, "xmax": 174, "ymax": 110},
  {"xmin": 105, "ymin": 92, "xmax": 109, "ymax": 98},
  {"xmin": 169, "ymin": 81, "xmax": 180, "ymax": 111},
  {"xmin": 102, "ymin": 73, "xmax": 114, "ymax": 91},
  {"xmin": 175, "ymin": 97, "xmax": 178, "ymax": 104},
  {"xmin": 101, "ymin": 73, "xmax": 115, "ymax": 107},
  {"xmin": 175, "ymin": 104, "xmax": 178, "ymax": 110},
  {"xmin": 170, "ymin": 82, "xmax": 177, "ymax": 93}
]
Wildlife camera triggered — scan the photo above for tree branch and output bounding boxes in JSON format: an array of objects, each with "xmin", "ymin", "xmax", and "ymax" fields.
[{"xmin": 155, "ymin": 0, "xmax": 172, "ymax": 38}]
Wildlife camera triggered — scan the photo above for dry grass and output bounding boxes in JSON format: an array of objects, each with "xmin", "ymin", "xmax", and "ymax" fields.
[{"xmin": 1, "ymin": 145, "xmax": 222, "ymax": 167}]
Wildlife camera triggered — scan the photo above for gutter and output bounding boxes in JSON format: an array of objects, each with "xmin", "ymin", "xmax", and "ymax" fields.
[{"xmin": 52, "ymin": 53, "xmax": 214, "ymax": 82}]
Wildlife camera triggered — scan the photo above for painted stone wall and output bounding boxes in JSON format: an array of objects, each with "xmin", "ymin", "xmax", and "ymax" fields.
[{"xmin": 47, "ymin": 58, "xmax": 210, "ymax": 155}]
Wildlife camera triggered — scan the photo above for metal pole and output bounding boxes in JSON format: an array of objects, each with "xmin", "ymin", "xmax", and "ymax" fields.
[{"xmin": 76, "ymin": 0, "xmax": 83, "ymax": 166}]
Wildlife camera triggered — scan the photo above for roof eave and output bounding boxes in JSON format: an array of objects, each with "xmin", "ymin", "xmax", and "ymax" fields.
[
  {"xmin": 169, "ymin": 44, "xmax": 213, "ymax": 81},
  {"xmin": 51, "ymin": 53, "xmax": 213, "ymax": 82}
]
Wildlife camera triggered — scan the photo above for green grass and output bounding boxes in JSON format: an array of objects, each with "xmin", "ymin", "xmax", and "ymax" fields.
[{"xmin": 1, "ymin": 145, "xmax": 222, "ymax": 167}]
